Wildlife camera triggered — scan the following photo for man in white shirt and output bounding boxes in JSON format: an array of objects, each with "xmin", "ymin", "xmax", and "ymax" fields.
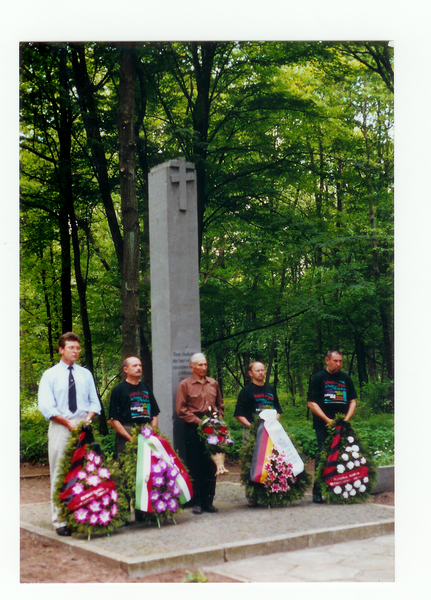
[{"xmin": 38, "ymin": 332, "xmax": 100, "ymax": 535}]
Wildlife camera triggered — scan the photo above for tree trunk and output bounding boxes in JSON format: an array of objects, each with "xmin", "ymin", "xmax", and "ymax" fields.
[
  {"xmin": 70, "ymin": 43, "xmax": 124, "ymax": 271},
  {"xmin": 39, "ymin": 247, "xmax": 54, "ymax": 362},
  {"xmin": 58, "ymin": 46, "xmax": 107, "ymax": 433},
  {"xmin": 118, "ymin": 47, "xmax": 141, "ymax": 361}
]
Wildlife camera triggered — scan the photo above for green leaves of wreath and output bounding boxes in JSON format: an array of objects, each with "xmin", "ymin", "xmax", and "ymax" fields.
[
  {"xmin": 315, "ymin": 414, "xmax": 378, "ymax": 504},
  {"xmin": 53, "ymin": 423, "xmax": 129, "ymax": 538},
  {"xmin": 239, "ymin": 418, "xmax": 312, "ymax": 508}
]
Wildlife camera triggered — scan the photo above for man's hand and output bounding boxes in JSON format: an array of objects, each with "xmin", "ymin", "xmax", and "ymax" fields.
[
  {"xmin": 51, "ymin": 415, "xmax": 78, "ymax": 431},
  {"xmin": 108, "ymin": 418, "xmax": 133, "ymax": 442}
]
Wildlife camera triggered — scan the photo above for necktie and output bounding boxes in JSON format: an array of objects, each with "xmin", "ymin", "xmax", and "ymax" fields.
[{"xmin": 68, "ymin": 366, "xmax": 77, "ymax": 413}]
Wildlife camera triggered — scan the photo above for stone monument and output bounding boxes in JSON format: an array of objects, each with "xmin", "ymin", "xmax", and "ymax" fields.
[{"xmin": 148, "ymin": 157, "xmax": 201, "ymax": 458}]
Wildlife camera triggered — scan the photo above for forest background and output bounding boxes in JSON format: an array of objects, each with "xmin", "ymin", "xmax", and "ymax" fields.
[{"xmin": 19, "ymin": 41, "xmax": 394, "ymax": 463}]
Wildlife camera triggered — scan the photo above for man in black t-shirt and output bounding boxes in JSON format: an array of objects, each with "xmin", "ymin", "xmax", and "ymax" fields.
[
  {"xmin": 307, "ymin": 349, "xmax": 357, "ymax": 503},
  {"xmin": 234, "ymin": 361, "xmax": 282, "ymax": 427},
  {"xmin": 108, "ymin": 356, "xmax": 160, "ymax": 458},
  {"xmin": 234, "ymin": 361, "xmax": 282, "ymax": 506}
]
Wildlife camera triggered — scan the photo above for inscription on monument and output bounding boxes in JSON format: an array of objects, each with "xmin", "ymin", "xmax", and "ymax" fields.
[{"xmin": 172, "ymin": 351, "xmax": 194, "ymax": 386}]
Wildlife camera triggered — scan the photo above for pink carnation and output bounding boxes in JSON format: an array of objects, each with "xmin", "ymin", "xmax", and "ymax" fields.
[
  {"xmin": 75, "ymin": 508, "xmax": 88, "ymax": 523},
  {"xmin": 88, "ymin": 500, "xmax": 102, "ymax": 513},
  {"xmin": 86, "ymin": 475, "xmax": 101, "ymax": 487},
  {"xmin": 88, "ymin": 513, "xmax": 99, "ymax": 526},
  {"xmin": 98, "ymin": 510, "xmax": 111, "ymax": 525},
  {"xmin": 71, "ymin": 482, "xmax": 85, "ymax": 495}
]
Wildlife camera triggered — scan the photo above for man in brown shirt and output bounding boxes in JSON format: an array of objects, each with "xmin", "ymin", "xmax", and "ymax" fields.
[{"xmin": 176, "ymin": 352, "xmax": 224, "ymax": 514}]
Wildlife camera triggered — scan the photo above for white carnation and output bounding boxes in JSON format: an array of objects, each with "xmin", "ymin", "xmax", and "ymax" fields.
[
  {"xmin": 360, "ymin": 457, "xmax": 366, "ymax": 464},
  {"xmin": 363, "ymin": 476, "xmax": 369, "ymax": 483},
  {"xmin": 351, "ymin": 445, "xmax": 359, "ymax": 452},
  {"xmin": 347, "ymin": 436, "xmax": 354, "ymax": 443},
  {"xmin": 334, "ymin": 486, "xmax": 342, "ymax": 494},
  {"xmin": 353, "ymin": 479, "xmax": 361, "ymax": 488},
  {"xmin": 345, "ymin": 483, "xmax": 352, "ymax": 491},
  {"xmin": 341, "ymin": 453, "xmax": 349, "ymax": 461},
  {"xmin": 345, "ymin": 446, "xmax": 352, "ymax": 453},
  {"xmin": 352, "ymin": 452, "xmax": 359, "ymax": 459},
  {"xmin": 359, "ymin": 485, "xmax": 366, "ymax": 492},
  {"xmin": 342, "ymin": 491, "xmax": 349, "ymax": 498},
  {"xmin": 337, "ymin": 464, "xmax": 345, "ymax": 473},
  {"xmin": 349, "ymin": 489, "xmax": 356, "ymax": 496},
  {"xmin": 354, "ymin": 460, "xmax": 360, "ymax": 467},
  {"xmin": 347, "ymin": 461, "xmax": 354, "ymax": 470}
]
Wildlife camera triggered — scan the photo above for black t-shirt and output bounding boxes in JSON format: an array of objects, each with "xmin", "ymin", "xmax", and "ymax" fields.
[
  {"xmin": 307, "ymin": 369, "xmax": 357, "ymax": 431},
  {"xmin": 234, "ymin": 382, "xmax": 283, "ymax": 424},
  {"xmin": 109, "ymin": 380, "xmax": 160, "ymax": 425}
]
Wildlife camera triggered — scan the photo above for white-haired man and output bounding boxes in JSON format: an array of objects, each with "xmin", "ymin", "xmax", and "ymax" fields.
[{"xmin": 176, "ymin": 353, "xmax": 224, "ymax": 514}]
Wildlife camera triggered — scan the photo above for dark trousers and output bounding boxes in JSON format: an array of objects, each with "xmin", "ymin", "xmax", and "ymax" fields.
[
  {"xmin": 185, "ymin": 422, "xmax": 216, "ymax": 508},
  {"xmin": 313, "ymin": 427, "xmax": 329, "ymax": 492}
]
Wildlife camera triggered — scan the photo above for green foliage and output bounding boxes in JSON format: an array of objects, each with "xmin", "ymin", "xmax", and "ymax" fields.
[
  {"xmin": 182, "ymin": 569, "xmax": 208, "ymax": 583},
  {"xmin": 360, "ymin": 380, "xmax": 394, "ymax": 414},
  {"xmin": 20, "ymin": 42, "xmax": 393, "ymax": 434},
  {"xmin": 20, "ymin": 415, "xmax": 49, "ymax": 464}
]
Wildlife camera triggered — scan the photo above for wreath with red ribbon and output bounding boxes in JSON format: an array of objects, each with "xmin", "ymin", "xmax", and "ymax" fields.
[
  {"xmin": 53, "ymin": 423, "xmax": 129, "ymax": 538},
  {"xmin": 314, "ymin": 415, "xmax": 377, "ymax": 503}
]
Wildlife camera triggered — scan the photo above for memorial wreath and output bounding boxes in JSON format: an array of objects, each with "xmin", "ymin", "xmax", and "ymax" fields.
[
  {"xmin": 198, "ymin": 410, "xmax": 235, "ymax": 475},
  {"xmin": 314, "ymin": 414, "xmax": 378, "ymax": 503},
  {"xmin": 121, "ymin": 425, "xmax": 193, "ymax": 527},
  {"xmin": 54, "ymin": 422, "xmax": 129, "ymax": 539},
  {"xmin": 240, "ymin": 410, "xmax": 311, "ymax": 508}
]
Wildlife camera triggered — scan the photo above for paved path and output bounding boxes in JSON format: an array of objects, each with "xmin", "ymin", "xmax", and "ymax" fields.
[
  {"xmin": 207, "ymin": 534, "xmax": 394, "ymax": 582},
  {"xmin": 20, "ymin": 481, "xmax": 394, "ymax": 580}
]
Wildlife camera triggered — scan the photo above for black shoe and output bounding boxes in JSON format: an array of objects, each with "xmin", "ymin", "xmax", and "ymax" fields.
[
  {"xmin": 203, "ymin": 504, "xmax": 219, "ymax": 513},
  {"xmin": 56, "ymin": 526, "xmax": 72, "ymax": 536},
  {"xmin": 312, "ymin": 492, "xmax": 325, "ymax": 504},
  {"xmin": 193, "ymin": 505, "xmax": 203, "ymax": 514}
]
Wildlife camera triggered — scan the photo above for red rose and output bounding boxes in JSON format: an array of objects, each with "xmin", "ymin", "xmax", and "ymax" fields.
[
  {"xmin": 218, "ymin": 435, "xmax": 225, "ymax": 443},
  {"xmin": 219, "ymin": 427, "xmax": 227, "ymax": 434},
  {"xmin": 203, "ymin": 427, "xmax": 213, "ymax": 434}
]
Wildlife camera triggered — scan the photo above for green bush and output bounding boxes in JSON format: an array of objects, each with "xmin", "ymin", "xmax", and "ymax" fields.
[
  {"xmin": 360, "ymin": 380, "xmax": 393, "ymax": 413},
  {"xmin": 20, "ymin": 416, "xmax": 49, "ymax": 464}
]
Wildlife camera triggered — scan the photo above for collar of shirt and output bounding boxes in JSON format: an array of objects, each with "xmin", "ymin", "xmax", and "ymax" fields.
[{"xmin": 190, "ymin": 374, "xmax": 208, "ymax": 385}]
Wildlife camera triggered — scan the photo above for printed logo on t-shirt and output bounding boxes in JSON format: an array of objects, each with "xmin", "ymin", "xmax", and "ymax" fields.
[
  {"xmin": 129, "ymin": 391, "xmax": 151, "ymax": 420},
  {"xmin": 254, "ymin": 392, "xmax": 276, "ymax": 413},
  {"xmin": 324, "ymin": 380, "xmax": 347, "ymax": 404}
]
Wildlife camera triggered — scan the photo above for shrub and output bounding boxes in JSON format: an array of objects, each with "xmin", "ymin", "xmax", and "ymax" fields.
[
  {"xmin": 360, "ymin": 380, "xmax": 393, "ymax": 413},
  {"xmin": 20, "ymin": 416, "xmax": 49, "ymax": 464}
]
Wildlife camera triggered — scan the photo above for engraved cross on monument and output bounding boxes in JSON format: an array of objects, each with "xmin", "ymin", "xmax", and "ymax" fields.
[{"xmin": 148, "ymin": 157, "xmax": 201, "ymax": 459}]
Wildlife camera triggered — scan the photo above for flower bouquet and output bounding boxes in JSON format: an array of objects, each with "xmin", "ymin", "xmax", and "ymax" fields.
[
  {"xmin": 314, "ymin": 414, "xmax": 377, "ymax": 503},
  {"xmin": 54, "ymin": 423, "xmax": 128, "ymax": 539},
  {"xmin": 240, "ymin": 413, "xmax": 311, "ymax": 508},
  {"xmin": 198, "ymin": 411, "xmax": 235, "ymax": 475},
  {"xmin": 121, "ymin": 425, "xmax": 193, "ymax": 527}
]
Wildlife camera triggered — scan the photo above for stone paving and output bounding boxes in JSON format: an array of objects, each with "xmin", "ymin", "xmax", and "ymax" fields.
[
  {"xmin": 20, "ymin": 481, "xmax": 394, "ymax": 578},
  {"xmin": 208, "ymin": 534, "xmax": 394, "ymax": 582}
]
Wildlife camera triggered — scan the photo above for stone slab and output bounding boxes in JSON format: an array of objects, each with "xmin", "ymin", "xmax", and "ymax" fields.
[
  {"xmin": 374, "ymin": 465, "xmax": 394, "ymax": 493},
  {"xmin": 20, "ymin": 482, "xmax": 394, "ymax": 578}
]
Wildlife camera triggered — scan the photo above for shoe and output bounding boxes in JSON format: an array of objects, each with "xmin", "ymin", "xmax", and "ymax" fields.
[
  {"xmin": 203, "ymin": 504, "xmax": 219, "ymax": 513},
  {"xmin": 56, "ymin": 526, "xmax": 72, "ymax": 536},
  {"xmin": 312, "ymin": 492, "xmax": 325, "ymax": 504},
  {"xmin": 192, "ymin": 505, "xmax": 203, "ymax": 514}
]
